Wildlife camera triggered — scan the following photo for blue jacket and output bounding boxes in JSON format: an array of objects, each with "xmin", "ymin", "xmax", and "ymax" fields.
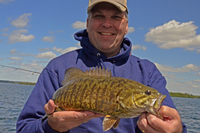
[{"xmin": 17, "ymin": 29, "xmax": 187, "ymax": 133}]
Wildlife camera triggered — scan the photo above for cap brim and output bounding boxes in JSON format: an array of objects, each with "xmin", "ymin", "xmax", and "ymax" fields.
[{"xmin": 87, "ymin": 1, "xmax": 127, "ymax": 13}]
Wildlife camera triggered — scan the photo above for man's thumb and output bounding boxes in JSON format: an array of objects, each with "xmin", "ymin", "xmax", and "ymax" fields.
[{"xmin": 44, "ymin": 99, "xmax": 55, "ymax": 115}]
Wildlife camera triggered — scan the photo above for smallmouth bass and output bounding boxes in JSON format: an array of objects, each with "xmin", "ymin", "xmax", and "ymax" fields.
[{"xmin": 52, "ymin": 67, "xmax": 166, "ymax": 131}]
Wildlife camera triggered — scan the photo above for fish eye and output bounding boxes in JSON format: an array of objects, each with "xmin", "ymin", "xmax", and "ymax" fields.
[{"xmin": 145, "ymin": 90, "xmax": 151, "ymax": 95}]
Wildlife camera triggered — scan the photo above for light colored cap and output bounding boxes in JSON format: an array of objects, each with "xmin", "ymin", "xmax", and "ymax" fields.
[{"xmin": 87, "ymin": 0, "xmax": 128, "ymax": 14}]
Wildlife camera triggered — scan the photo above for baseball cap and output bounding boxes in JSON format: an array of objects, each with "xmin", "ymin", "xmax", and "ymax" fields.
[{"xmin": 87, "ymin": 0, "xmax": 128, "ymax": 14}]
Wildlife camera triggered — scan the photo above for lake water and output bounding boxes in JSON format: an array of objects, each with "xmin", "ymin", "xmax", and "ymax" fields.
[{"xmin": 0, "ymin": 82, "xmax": 199, "ymax": 133}]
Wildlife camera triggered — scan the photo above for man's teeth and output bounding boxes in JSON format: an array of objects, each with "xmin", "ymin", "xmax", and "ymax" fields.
[{"xmin": 100, "ymin": 33, "xmax": 113, "ymax": 35}]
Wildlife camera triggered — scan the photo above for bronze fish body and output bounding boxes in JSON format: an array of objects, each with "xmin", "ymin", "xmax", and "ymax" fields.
[{"xmin": 52, "ymin": 67, "xmax": 166, "ymax": 131}]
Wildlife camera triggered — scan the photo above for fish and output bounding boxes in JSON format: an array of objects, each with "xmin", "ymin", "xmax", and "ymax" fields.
[{"xmin": 52, "ymin": 67, "xmax": 166, "ymax": 131}]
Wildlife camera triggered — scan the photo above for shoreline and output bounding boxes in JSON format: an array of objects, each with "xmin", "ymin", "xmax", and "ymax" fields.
[
  {"xmin": 0, "ymin": 80, "xmax": 36, "ymax": 86},
  {"xmin": 169, "ymin": 92, "xmax": 200, "ymax": 99}
]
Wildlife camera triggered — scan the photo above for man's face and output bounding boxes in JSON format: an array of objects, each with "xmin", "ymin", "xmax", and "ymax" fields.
[{"xmin": 87, "ymin": 2, "xmax": 128, "ymax": 57}]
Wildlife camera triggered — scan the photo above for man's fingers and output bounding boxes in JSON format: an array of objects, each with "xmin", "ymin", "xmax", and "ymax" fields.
[
  {"xmin": 44, "ymin": 101, "xmax": 105, "ymax": 132},
  {"xmin": 146, "ymin": 106, "xmax": 182, "ymax": 133},
  {"xmin": 84, "ymin": 113, "xmax": 104, "ymax": 123},
  {"xmin": 137, "ymin": 113, "xmax": 148, "ymax": 130},
  {"xmin": 71, "ymin": 111, "xmax": 95, "ymax": 120},
  {"xmin": 137, "ymin": 113, "xmax": 160, "ymax": 133},
  {"xmin": 44, "ymin": 99, "xmax": 56, "ymax": 115},
  {"xmin": 63, "ymin": 111, "xmax": 104, "ymax": 124},
  {"xmin": 44, "ymin": 100, "xmax": 104, "ymax": 125},
  {"xmin": 159, "ymin": 105, "xmax": 180, "ymax": 120},
  {"xmin": 146, "ymin": 113, "xmax": 167, "ymax": 131},
  {"xmin": 44, "ymin": 100, "xmax": 104, "ymax": 121}
]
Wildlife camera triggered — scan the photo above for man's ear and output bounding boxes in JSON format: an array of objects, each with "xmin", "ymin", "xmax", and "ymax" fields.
[
  {"xmin": 125, "ymin": 21, "xmax": 129, "ymax": 34},
  {"xmin": 86, "ymin": 18, "xmax": 89, "ymax": 32}
]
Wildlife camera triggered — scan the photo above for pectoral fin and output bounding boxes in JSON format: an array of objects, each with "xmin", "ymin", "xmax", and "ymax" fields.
[
  {"xmin": 113, "ymin": 118, "xmax": 120, "ymax": 129},
  {"xmin": 103, "ymin": 115, "xmax": 120, "ymax": 131}
]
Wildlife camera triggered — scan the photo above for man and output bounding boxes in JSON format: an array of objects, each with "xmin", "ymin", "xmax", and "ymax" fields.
[{"xmin": 17, "ymin": 0, "xmax": 187, "ymax": 132}]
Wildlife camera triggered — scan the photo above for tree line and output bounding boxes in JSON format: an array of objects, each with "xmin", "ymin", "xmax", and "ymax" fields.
[{"xmin": 169, "ymin": 92, "xmax": 200, "ymax": 99}]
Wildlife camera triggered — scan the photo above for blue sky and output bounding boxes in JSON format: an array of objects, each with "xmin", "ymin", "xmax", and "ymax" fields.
[{"xmin": 0, "ymin": 0, "xmax": 200, "ymax": 95}]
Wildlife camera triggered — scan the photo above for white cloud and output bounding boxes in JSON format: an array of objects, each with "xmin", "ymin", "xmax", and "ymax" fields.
[
  {"xmin": 72, "ymin": 21, "xmax": 86, "ymax": 29},
  {"xmin": 9, "ymin": 46, "xmax": 79, "ymax": 61},
  {"xmin": 9, "ymin": 49, "xmax": 32, "ymax": 56},
  {"xmin": 197, "ymin": 49, "xmax": 200, "ymax": 53},
  {"xmin": 60, "ymin": 47, "xmax": 79, "ymax": 54},
  {"xmin": 166, "ymin": 79, "xmax": 200, "ymax": 95},
  {"xmin": 39, "ymin": 48, "xmax": 51, "ymax": 52},
  {"xmin": 145, "ymin": 20, "xmax": 200, "ymax": 52},
  {"xmin": 192, "ymin": 84, "xmax": 200, "ymax": 88},
  {"xmin": 196, "ymin": 72, "xmax": 200, "ymax": 76},
  {"xmin": 11, "ymin": 13, "xmax": 32, "ymax": 28},
  {"xmin": 35, "ymin": 51, "xmax": 57, "ymax": 59},
  {"xmin": 160, "ymin": 35, "xmax": 200, "ymax": 50},
  {"xmin": 194, "ymin": 79, "xmax": 200, "ymax": 83},
  {"xmin": 52, "ymin": 46, "xmax": 79, "ymax": 54},
  {"xmin": 42, "ymin": 36, "xmax": 54, "ymax": 43},
  {"xmin": 8, "ymin": 57, "xmax": 23, "ymax": 60},
  {"xmin": 2, "ymin": 29, "xmax": 35, "ymax": 44},
  {"xmin": 0, "ymin": 27, "xmax": 9, "ymax": 32},
  {"xmin": 155, "ymin": 63, "xmax": 200, "ymax": 73},
  {"xmin": 154, "ymin": 64, "xmax": 200, "ymax": 95},
  {"xmin": 0, "ymin": 0, "xmax": 15, "ymax": 4},
  {"xmin": 52, "ymin": 47, "xmax": 63, "ymax": 53},
  {"xmin": 20, "ymin": 63, "xmax": 43, "ymax": 72},
  {"xmin": 30, "ymin": 60, "xmax": 48, "ymax": 64},
  {"xmin": 0, "ymin": 62, "xmax": 43, "ymax": 82},
  {"xmin": 10, "ymin": 49, "xmax": 17, "ymax": 54},
  {"xmin": 132, "ymin": 44, "xmax": 146, "ymax": 51},
  {"xmin": 128, "ymin": 27, "xmax": 135, "ymax": 33}
]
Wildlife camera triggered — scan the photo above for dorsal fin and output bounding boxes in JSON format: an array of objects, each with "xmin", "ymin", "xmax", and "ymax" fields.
[
  {"xmin": 62, "ymin": 67, "xmax": 112, "ymax": 86},
  {"xmin": 85, "ymin": 67, "xmax": 111, "ymax": 77},
  {"xmin": 62, "ymin": 67, "xmax": 86, "ymax": 86}
]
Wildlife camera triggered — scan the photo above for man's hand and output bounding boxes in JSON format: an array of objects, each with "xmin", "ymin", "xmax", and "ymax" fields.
[
  {"xmin": 137, "ymin": 105, "xmax": 183, "ymax": 133},
  {"xmin": 44, "ymin": 99, "xmax": 104, "ymax": 132}
]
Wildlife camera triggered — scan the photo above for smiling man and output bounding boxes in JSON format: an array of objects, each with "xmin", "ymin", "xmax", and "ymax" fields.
[
  {"xmin": 17, "ymin": 0, "xmax": 187, "ymax": 133},
  {"xmin": 87, "ymin": 2, "xmax": 128, "ymax": 57}
]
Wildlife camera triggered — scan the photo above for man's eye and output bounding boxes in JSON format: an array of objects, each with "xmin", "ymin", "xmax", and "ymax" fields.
[
  {"xmin": 112, "ymin": 16, "xmax": 122, "ymax": 20},
  {"xmin": 113, "ymin": 16, "xmax": 120, "ymax": 18},
  {"xmin": 93, "ymin": 15, "xmax": 104, "ymax": 19}
]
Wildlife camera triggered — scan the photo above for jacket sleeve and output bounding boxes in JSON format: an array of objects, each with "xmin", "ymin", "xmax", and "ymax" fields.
[
  {"xmin": 144, "ymin": 61, "xmax": 187, "ymax": 133},
  {"xmin": 16, "ymin": 68, "xmax": 65, "ymax": 133}
]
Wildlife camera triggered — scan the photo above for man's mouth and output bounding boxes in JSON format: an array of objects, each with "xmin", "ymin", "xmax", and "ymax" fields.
[{"xmin": 99, "ymin": 32, "xmax": 114, "ymax": 35}]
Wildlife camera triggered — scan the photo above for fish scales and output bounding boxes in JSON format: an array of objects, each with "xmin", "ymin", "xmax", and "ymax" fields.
[
  {"xmin": 98, "ymin": 78, "xmax": 126, "ymax": 114},
  {"xmin": 96, "ymin": 78, "xmax": 122, "ymax": 113},
  {"xmin": 55, "ymin": 77, "xmax": 125, "ymax": 114},
  {"xmin": 52, "ymin": 67, "xmax": 166, "ymax": 131}
]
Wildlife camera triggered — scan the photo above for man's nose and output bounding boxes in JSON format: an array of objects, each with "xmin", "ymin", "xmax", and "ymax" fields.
[{"xmin": 102, "ymin": 18, "xmax": 112, "ymax": 28}]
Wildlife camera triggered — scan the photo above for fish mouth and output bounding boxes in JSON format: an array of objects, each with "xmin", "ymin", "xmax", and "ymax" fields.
[{"xmin": 147, "ymin": 95, "xmax": 166, "ymax": 119}]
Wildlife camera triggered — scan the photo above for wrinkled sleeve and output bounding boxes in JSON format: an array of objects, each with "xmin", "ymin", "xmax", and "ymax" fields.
[
  {"xmin": 144, "ymin": 61, "xmax": 187, "ymax": 133},
  {"xmin": 16, "ymin": 68, "xmax": 64, "ymax": 133}
]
